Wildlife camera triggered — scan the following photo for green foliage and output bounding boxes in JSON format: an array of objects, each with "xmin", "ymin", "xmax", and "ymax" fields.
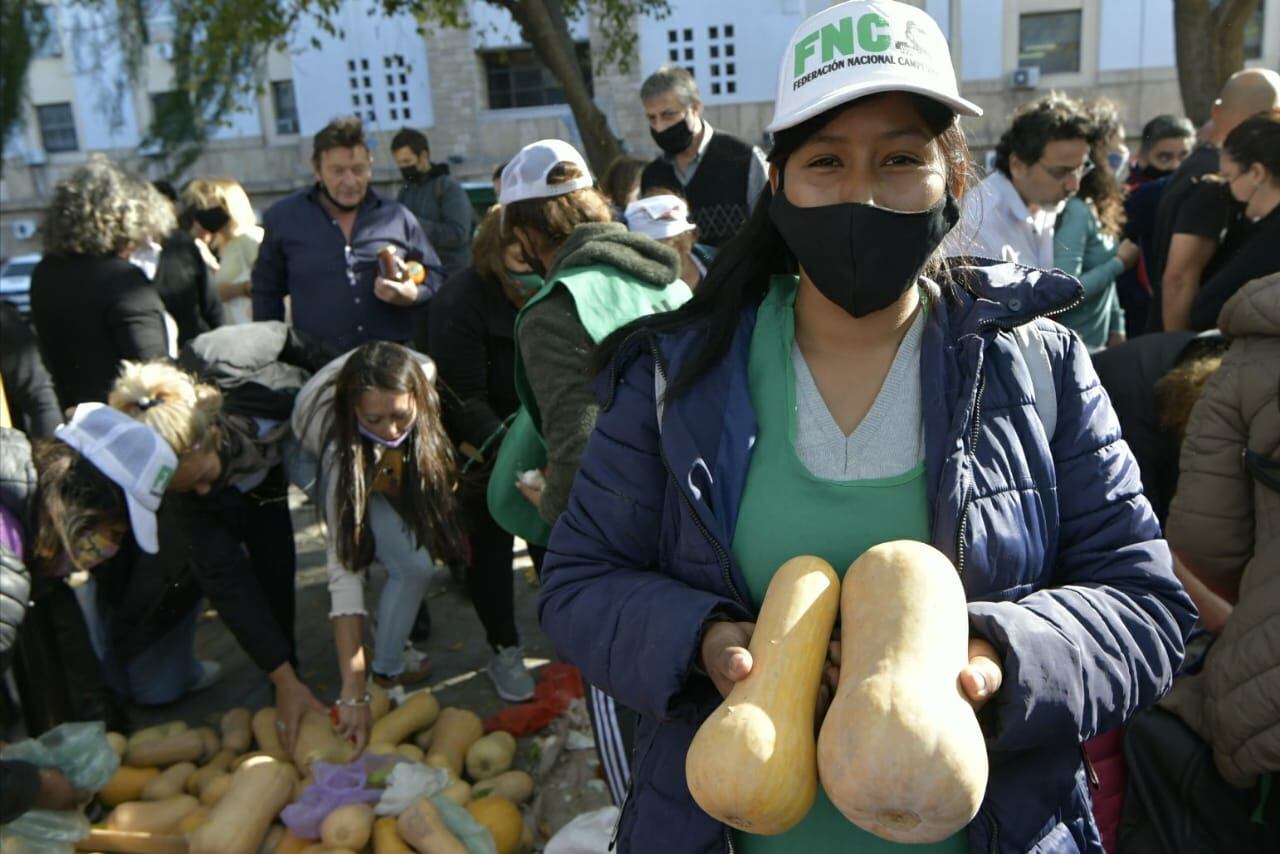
[{"xmin": 0, "ymin": 0, "xmax": 51, "ymax": 171}]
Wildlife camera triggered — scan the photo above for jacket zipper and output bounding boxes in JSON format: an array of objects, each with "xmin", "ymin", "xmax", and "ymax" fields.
[
  {"xmin": 952, "ymin": 290, "xmax": 1085, "ymax": 577},
  {"xmin": 1080, "ymin": 743, "xmax": 1101, "ymax": 790}
]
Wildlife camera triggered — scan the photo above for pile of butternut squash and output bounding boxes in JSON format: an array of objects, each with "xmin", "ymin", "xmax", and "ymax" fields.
[
  {"xmin": 85, "ymin": 682, "xmax": 537, "ymax": 854},
  {"xmin": 685, "ymin": 543, "xmax": 990, "ymax": 842}
]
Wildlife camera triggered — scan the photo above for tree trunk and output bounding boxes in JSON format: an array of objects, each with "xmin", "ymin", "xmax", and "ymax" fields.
[
  {"xmin": 507, "ymin": 0, "xmax": 622, "ymax": 175},
  {"xmin": 0, "ymin": 0, "xmax": 43, "ymax": 176},
  {"xmin": 1173, "ymin": 0, "xmax": 1260, "ymax": 126}
]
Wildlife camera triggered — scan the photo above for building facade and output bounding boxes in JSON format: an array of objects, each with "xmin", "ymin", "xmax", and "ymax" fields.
[{"xmin": 2, "ymin": 0, "xmax": 1276, "ymax": 256}]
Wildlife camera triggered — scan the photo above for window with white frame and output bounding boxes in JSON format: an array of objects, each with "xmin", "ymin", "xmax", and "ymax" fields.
[
  {"xmin": 1018, "ymin": 10, "xmax": 1082, "ymax": 75},
  {"xmin": 36, "ymin": 103, "xmax": 77, "ymax": 152},
  {"xmin": 345, "ymin": 55, "xmax": 414, "ymax": 125},
  {"xmin": 272, "ymin": 80, "xmax": 299, "ymax": 135}
]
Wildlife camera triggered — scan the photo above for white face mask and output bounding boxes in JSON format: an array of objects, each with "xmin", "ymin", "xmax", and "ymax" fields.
[{"xmin": 129, "ymin": 240, "xmax": 163, "ymax": 280}]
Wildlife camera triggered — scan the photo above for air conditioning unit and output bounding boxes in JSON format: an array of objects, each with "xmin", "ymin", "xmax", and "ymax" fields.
[
  {"xmin": 1009, "ymin": 66, "xmax": 1040, "ymax": 90},
  {"xmin": 156, "ymin": 41, "xmax": 175, "ymax": 61},
  {"xmin": 12, "ymin": 220, "xmax": 37, "ymax": 240}
]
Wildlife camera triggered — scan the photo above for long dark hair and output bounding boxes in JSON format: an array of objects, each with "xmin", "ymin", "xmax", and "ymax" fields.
[
  {"xmin": 1080, "ymin": 98, "xmax": 1127, "ymax": 238},
  {"xmin": 30, "ymin": 439, "xmax": 128, "ymax": 571},
  {"xmin": 327, "ymin": 342, "xmax": 463, "ymax": 571},
  {"xmin": 595, "ymin": 93, "xmax": 973, "ymax": 400}
]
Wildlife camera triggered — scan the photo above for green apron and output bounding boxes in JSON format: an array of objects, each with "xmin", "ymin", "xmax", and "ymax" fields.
[
  {"xmin": 730, "ymin": 277, "xmax": 967, "ymax": 854},
  {"xmin": 488, "ymin": 266, "xmax": 691, "ymax": 545}
]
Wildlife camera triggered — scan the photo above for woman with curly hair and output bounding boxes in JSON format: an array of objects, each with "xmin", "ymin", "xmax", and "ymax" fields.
[
  {"xmin": 1052, "ymin": 98, "xmax": 1141, "ymax": 351},
  {"xmin": 292, "ymin": 341, "xmax": 464, "ymax": 752},
  {"xmin": 30, "ymin": 156, "xmax": 174, "ymax": 407}
]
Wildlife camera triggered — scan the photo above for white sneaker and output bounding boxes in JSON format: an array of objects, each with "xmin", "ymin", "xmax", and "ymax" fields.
[{"xmin": 487, "ymin": 646, "xmax": 535, "ymax": 702}]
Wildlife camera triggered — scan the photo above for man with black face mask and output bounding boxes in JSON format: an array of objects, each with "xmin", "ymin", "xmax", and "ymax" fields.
[
  {"xmin": 391, "ymin": 128, "xmax": 473, "ymax": 280},
  {"xmin": 251, "ymin": 116, "xmax": 444, "ymax": 352},
  {"xmin": 638, "ymin": 66, "xmax": 768, "ymax": 247}
]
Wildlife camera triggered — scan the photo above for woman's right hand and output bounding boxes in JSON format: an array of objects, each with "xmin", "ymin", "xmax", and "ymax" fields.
[
  {"xmin": 699, "ymin": 620, "xmax": 755, "ymax": 698},
  {"xmin": 1117, "ymin": 238, "xmax": 1141, "ymax": 271},
  {"xmin": 335, "ymin": 698, "xmax": 373, "ymax": 758},
  {"xmin": 271, "ymin": 667, "xmax": 327, "ymax": 755}
]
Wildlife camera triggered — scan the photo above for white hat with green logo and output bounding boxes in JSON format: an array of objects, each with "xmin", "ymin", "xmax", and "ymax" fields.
[
  {"xmin": 55, "ymin": 403, "xmax": 178, "ymax": 554},
  {"xmin": 767, "ymin": 0, "xmax": 981, "ymax": 134}
]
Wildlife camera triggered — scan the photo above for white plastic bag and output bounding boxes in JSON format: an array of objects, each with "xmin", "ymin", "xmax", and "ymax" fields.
[
  {"xmin": 375, "ymin": 763, "xmax": 451, "ymax": 815},
  {"xmin": 544, "ymin": 806, "xmax": 621, "ymax": 854}
]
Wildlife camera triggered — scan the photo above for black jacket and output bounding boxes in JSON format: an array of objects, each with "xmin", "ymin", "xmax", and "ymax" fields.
[
  {"xmin": 30, "ymin": 254, "xmax": 170, "ymax": 406},
  {"xmin": 0, "ymin": 303, "xmax": 62, "ymax": 437},
  {"xmin": 426, "ymin": 268, "xmax": 521, "ymax": 451},
  {"xmin": 154, "ymin": 229, "xmax": 225, "ymax": 346}
]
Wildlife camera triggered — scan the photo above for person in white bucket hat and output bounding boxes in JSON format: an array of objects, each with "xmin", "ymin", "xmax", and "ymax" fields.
[
  {"xmin": 535, "ymin": 3, "xmax": 1193, "ymax": 853},
  {"xmin": 624, "ymin": 193, "xmax": 713, "ymax": 288}
]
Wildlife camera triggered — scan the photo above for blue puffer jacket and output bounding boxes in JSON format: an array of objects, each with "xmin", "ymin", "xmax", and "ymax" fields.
[{"xmin": 538, "ymin": 259, "xmax": 1196, "ymax": 854}]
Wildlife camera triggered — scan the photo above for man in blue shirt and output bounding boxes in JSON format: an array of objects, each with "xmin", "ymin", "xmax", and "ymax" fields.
[{"xmin": 252, "ymin": 116, "xmax": 444, "ymax": 351}]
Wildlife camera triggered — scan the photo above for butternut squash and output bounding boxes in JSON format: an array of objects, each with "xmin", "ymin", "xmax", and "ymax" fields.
[
  {"xmin": 684, "ymin": 556, "xmax": 839, "ymax": 835},
  {"xmin": 370, "ymin": 692, "xmax": 440, "ymax": 747},
  {"xmin": 366, "ymin": 743, "xmax": 398, "ymax": 756},
  {"xmin": 440, "ymin": 779, "xmax": 471, "ymax": 806},
  {"xmin": 369, "ymin": 681, "xmax": 392, "ymax": 722},
  {"xmin": 397, "ymin": 798, "xmax": 466, "ymax": 854},
  {"xmin": 178, "ymin": 805, "xmax": 211, "ymax": 834},
  {"xmin": 198, "ymin": 772, "xmax": 233, "ymax": 806},
  {"xmin": 128, "ymin": 721, "xmax": 188, "ymax": 749},
  {"xmin": 395, "ymin": 743, "xmax": 426, "ymax": 763},
  {"xmin": 321, "ymin": 803, "xmax": 375, "ymax": 850},
  {"xmin": 220, "ymin": 707, "xmax": 253, "ymax": 754},
  {"xmin": 466, "ymin": 796, "xmax": 523, "ymax": 854},
  {"xmin": 464, "ymin": 731, "xmax": 516, "ymax": 781},
  {"xmin": 817, "ymin": 541, "xmax": 988, "ymax": 843},
  {"xmin": 231, "ymin": 750, "xmax": 288, "ymax": 770},
  {"xmin": 106, "ymin": 732, "xmax": 128, "ymax": 759},
  {"xmin": 260, "ymin": 824, "xmax": 285, "ymax": 854},
  {"xmin": 373, "ymin": 816, "xmax": 414, "ymax": 854},
  {"xmin": 423, "ymin": 708, "xmax": 483, "ymax": 776},
  {"xmin": 106, "ymin": 795, "xmax": 200, "ymax": 833},
  {"xmin": 126, "ymin": 729, "xmax": 207, "ymax": 768},
  {"xmin": 252, "ymin": 707, "xmax": 284, "ymax": 754},
  {"xmin": 186, "ymin": 750, "xmax": 235, "ymax": 794},
  {"xmin": 194, "ymin": 727, "xmax": 220, "ymax": 761},
  {"xmin": 99, "ymin": 766, "xmax": 162, "ymax": 807},
  {"xmin": 471, "ymin": 770, "xmax": 534, "ymax": 805},
  {"xmin": 74, "ymin": 828, "xmax": 188, "ymax": 853},
  {"xmin": 273, "ymin": 828, "xmax": 311, "ymax": 854},
  {"xmin": 141, "ymin": 762, "xmax": 196, "ymax": 801},
  {"xmin": 292, "ymin": 708, "xmax": 352, "ymax": 770},
  {"xmin": 189, "ymin": 755, "xmax": 298, "ymax": 854},
  {"xmin": 412, "ymin": 727, "xmax": 434, "ymax": 752}
]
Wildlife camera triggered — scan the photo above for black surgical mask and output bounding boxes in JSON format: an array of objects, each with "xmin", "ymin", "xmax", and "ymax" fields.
[
  {"xmin": 193, "ymin": 206, "xmax": 231, "ymax": 233},
  {"xmin": 318, "ymin": 181, "xmax": 361, "ymax": 213},
  {"xmin": 400, "ymin": 165, "xmax": 425, "ymax": 183},
  {"xmin": 1139, "ymin": 164, "xmax": 1171, "ymax": 181},
  {"xmin": 768, "ymin": 181, "xmax": 959, "ymax": 318},
  {"xmin": 651, "ymin": 116, "xmax": 695, "ymax": 156}
]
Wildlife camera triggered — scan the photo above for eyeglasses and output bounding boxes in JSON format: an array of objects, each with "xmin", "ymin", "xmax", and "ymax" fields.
[{"xmin": 1036, "ymin": 160, "xmax": 1095, "ymax": 182}]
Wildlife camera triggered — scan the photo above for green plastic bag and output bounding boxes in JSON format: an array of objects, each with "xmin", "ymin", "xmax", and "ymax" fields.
[{"xmin": 486, "ymin": 407, "xmax": 552, "ymax": 547}]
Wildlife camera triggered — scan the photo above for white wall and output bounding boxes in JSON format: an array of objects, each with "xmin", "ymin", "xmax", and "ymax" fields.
[
  {"xmin": 1098, "ymin": 0, "xmax": 1176, "ymax": 70},
  {"xmin": 467, "ymin": 0, "xmax": 588, "ymax": 48},
  {"xmin": 289, "ymin": 2, "xmax": 435, "ymax": 134},
  {"xmin": 63, "ymin": 2, "xmax": 143, "ymax": 151},
  {"xmin": 926, "ymin": 0, "xmax": 951, "ymax": 40},
  {"xmin": 637, "ymin": 0, "xmax": 810, "ymax": 105},
  {"xmin": 959, "ymin": 0, "xmax": 1004, "ymax": 81}
]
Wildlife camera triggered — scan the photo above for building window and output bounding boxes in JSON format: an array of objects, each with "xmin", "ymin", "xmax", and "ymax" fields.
[
  {"xmin": 482, "ymin": 43, "xmax": 593, "ymax": 110},
  {"xmin": 272, "ymin": 80, "xmax": 299, "ymax": 135},
  {"xmin": 1018, "ymin": 10, "xmax": 1082, "ymax": 74},
  {"xmin": 30, "ymin": 3, "xmax": 61, "ymax": 58},
  {"xmin": 1244, "ymin": 0, "xmax": 1265, "ymax": 60},
  {"xmin": 666, "ymin": 24, "xmax": 737, "ymax": 96},
  {"xmin": 150, "ymin": 90, "xmax": 193, "ymax": 141},
  {"xmin": 36, "ymin": 103, "xmax": 77, "ymax": 152},
  {"xmin": 705, "ymin": 24, "xmax": 737, "ymax": 96},
  {"xmin": 343, "ymin": 55, "xmax": 413, "ymax": 125}
]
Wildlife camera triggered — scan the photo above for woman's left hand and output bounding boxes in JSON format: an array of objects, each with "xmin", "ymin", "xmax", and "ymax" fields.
[
  {"xmin": 335, "ymin": 701, "xmax": 373, "ymax": 758},
  {"xmin": 959, "ymin": 637, "xmax": 1003, "ymax": 711}
]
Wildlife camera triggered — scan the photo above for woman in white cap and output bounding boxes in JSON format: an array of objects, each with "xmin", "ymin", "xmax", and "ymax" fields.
[
  {"xmin": 492, "ymin": 138, "xmax": 691, "ymax": 801},
  {"xmin": 625, "ymin": 193, "xmax": 711, "ymax": 289},
  {"xmin": 537, "ymin": 2, "xmax": 1194, "ymax": 852}
]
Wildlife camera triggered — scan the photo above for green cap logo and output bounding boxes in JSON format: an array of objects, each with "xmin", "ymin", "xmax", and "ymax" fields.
[
  {"xmin": 151, "ymin": 465, "xmax": 174, "ymax": 497},
  {"xmin": 793, "ymin": 12, "xmax": 892, "ymax": 78}
]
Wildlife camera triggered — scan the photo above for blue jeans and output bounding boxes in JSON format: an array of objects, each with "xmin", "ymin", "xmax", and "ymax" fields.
[
  {"xmin": 75, "ymin": 578, "xmax": 202, "ymax": 706},
  {"xmin": 284, "ymin": 439, "xmax": 432, "ymax": 678}
]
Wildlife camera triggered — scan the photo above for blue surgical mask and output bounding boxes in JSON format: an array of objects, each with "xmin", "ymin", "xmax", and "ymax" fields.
[
  {"xmin": 507, "ymin": 272, "xmax": 544, "ymax": 297},
  {"xmin": 357, "ymin": 421, "xmax": 412, "ymax": 448}
]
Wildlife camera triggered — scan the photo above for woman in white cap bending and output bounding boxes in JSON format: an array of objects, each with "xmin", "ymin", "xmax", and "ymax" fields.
[
  {"xmin": 536, "ymin": 1, "xmax": 1194, "ymax": 852},
  {"xmin": 625, "ymin": 193, "xmax": 713, "ymax": 289},
  {"xmin": 490, "ymin": 139, "xmax": 692, "ymax": 800}
]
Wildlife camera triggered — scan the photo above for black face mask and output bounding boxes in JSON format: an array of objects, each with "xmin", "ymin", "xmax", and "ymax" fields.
[
  {"xmin": 400, "ymin": 165, "xmax": 425, "ymax": 183},
  {"xmin": 651, "ymin": 115, "xmax": 695, "ymax": 156},
  {"xmin": 318, "ymin": 181, "xmax": 361, "ymax": 213},
  {"xmin": 1139, "ymin": 164, "xmax": 1172, "ymax": 181},
  {"xmin": 193, "ymin": 206, "xmax": 231, "ymax": 233},
  {"xmin": 768, "ymin": 181, "xmax": 960, "ymax": 318}
]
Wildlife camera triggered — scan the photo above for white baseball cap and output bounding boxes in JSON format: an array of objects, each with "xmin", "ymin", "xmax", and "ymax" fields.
[
  {"xmin": 498, "ymin": 139, "xmax": 594, "ymax": 206},
  {"xmin": 55, "ymin": 403, "xmax": 178, "ymax": 554},
  {"xmin": 767, "ymin": 0, "xmax": 981, "ymax": 134},
  {"xmin": 625, "ymin": 195, "xmax": 697, "ymax": 241}
]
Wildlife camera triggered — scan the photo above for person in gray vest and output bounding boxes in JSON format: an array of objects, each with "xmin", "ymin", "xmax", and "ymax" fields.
[
  {"xmin": 391, "ymin": 128, "xmax": 473, "ymax": 279},
  {"xmin": 639, "ymin": 66, "xmax": 768, "ymax": 247}
]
